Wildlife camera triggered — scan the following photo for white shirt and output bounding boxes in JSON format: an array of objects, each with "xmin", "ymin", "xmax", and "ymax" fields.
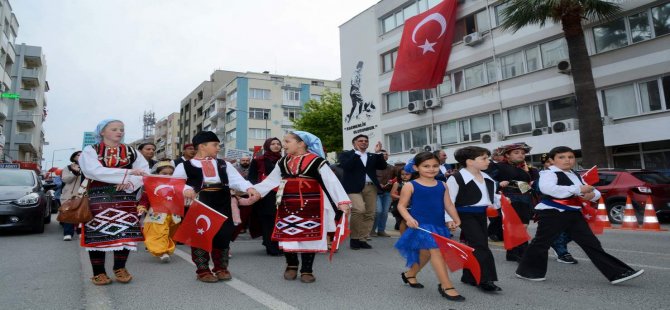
[
  {"xmin": 172, "ymin": 158, "xmax": 253, "ymax": 192},
  {"xmin": 355, "ymin": 150, "xmax": 373, "ymax": 183},
  {"xmin": 446, "ymin": 168, "xmax": 500, "ymax": 208},
  {"xmin": 535, "ymin": 165, "xmax": 601, "ymax": 211},
  {"xmin": 79, "ymin": 145, "xmax": 150, "ymax": 192}
]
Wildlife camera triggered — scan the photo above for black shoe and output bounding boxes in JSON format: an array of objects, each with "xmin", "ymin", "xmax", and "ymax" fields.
[
  {"xmin": 358, "ymin": 241, "xmax": 372, "ymax": 249},
  {"xmin": 350, "ymin": 239, "xmax": 361, "ymax": 250},
  {"xmin": 515, "ymin": 273, "xmax": 546, "ymax": 282},
  {"xmin": 401, "ymin": 272, "xmax": 424, "ymax": 288},
  {"xmin": 556, "ymin": 254, "xmax": 578, "ymax": 264},
  {"xmin": 610, "ymin": 269, "xmax": 644, "ymax": 285},
  {"xmin": 438, "ymin": 284, "xmax": 465, "ymax": 302},
  {"xmin": 478, "ymin": 281, "xmax": 502, "ymax": 292},
  {"xmin": 460, "ymin": 280, "xmax": 477, "ymax": 286}
]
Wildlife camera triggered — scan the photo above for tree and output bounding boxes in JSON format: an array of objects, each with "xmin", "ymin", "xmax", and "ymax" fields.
[
  {"xmin": 292, "ymin": 91, "xmax": 344, "ymax": 153},
  {"xmin": 499, "ymin": 0, "xmax": 621, "ymax": 167}
]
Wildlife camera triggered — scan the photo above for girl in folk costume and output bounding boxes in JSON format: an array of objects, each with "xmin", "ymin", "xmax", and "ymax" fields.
[
  {"xmin": 78, "ymin": 119, "xmax": 150, "ymax": 285},
  {"xmin": 247, "ymin": 137, "xmax": 284, "ymax": 256},
  {"xmin": 137, "ymin": 160, "xmax": 181, "ymax": 263},
  {"xmin": 516, "ymin": 146, "xmax": 644, "ymax": 284},
  {"xmin": 252, "ymin": 131, "xmax": 351, "ymax": 283},
  {"xmin": 394, "ymin": 151, "xmax": 464, "ymax": 302},
  {"xmin": 173, "ymin": 131, "xmax": 260, "ymax": 283}
]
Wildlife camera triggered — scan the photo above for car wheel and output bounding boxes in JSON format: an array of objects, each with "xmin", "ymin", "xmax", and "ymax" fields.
[
  {"xmin": 607, "ymin": 201, "xmax": 625, "ymax": 224},
  {"xmin": 33, "ymin": 218, "xmax": 45, "ymax": 234}
]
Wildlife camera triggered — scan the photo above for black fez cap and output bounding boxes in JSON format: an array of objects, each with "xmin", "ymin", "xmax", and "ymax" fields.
[{"xmin": 192, "ymin": 131, "xmax": 220, "ymax": 148}]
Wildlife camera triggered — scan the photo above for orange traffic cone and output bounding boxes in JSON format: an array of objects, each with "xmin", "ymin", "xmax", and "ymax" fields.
[
  {"xmin": 595, "ymin": 197, "xmax": 612, "ymax": 229},
  {"xmin": 640, "ymin": 196, "xmax": 666, "ymax": 231},
  {"xmin": 620, "ymin": 195, "xmax": 639, "ymax": 230}
]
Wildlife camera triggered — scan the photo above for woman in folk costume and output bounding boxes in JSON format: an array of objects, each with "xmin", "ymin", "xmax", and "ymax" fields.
[
  {"xmin": 137, "ymin": 160, "xmax": 181, "ymax": 263},
  {"xmin": 247, "ymin": 137, "xmax": 284, "ymax": 256},
  {"xmin": 173, "ymin": 131, "xmax": 260, "ymax": 283},
  {"xmin": 252, "ymin": 131, "xmax": 351, "ymax": 283},
  {"xmin": 78, "ymin": 119, "xmax": 150, "ymax": 285}
]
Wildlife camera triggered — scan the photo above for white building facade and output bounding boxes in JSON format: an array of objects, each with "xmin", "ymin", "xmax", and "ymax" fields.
[{"xmin": 340, "ymin": 0, "xmax": 670, "ymax": 171}]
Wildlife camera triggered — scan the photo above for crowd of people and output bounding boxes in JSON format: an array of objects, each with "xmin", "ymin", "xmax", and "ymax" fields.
[{"xmin": 52, "ymin": 118, "xmax": 644, "ymax": 303}]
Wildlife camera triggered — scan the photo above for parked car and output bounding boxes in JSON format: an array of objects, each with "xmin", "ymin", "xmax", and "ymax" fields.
[
  {"xmin": 581, "ymin": 169, "xmax": 670, "ymax": 224},
  {"xmin": 0, "ymin": 167, "xmax": 51, "ymax": 233}
]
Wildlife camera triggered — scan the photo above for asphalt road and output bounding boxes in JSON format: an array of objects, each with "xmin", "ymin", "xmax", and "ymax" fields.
[{"xmin": 1, "ymin": 215, "xmax": 669, "ymax": 310}]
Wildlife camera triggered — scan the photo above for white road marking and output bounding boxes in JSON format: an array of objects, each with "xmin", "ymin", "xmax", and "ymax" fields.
[
  {"xmin": 173, "ymin": 248, "xmax": 298, "ymax": 310},
  {"xmin": 79, "ymin": 249, "xmax": 113, "ymax": 310}
]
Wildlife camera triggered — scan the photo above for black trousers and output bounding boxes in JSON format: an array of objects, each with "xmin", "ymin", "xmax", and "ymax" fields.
[
  {"xmin": 517, "ymin": 210, "xmax": 634, "ymax": 281},
  {"xmin": 458, "ymin": 212, "xmax": 498, "ymax": 284},
  {"xmin": 200, "ymin": 189, "xmax": 234, "ymax": 250}
]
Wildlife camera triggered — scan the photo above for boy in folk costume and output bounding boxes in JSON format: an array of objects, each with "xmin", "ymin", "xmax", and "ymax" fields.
[
  {"xmin": 251, "ymin": 131, "xmax": 351, "ymax": 283},
  {"xmin": 172, "ymin": 131, "xmax": 260, "ymax": 283}
]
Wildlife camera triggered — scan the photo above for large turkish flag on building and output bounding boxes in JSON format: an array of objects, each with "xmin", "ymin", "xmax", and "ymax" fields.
[
  {"xmin": 390, "ymin": 0, "xmax": 459, "ymax": 91},
  {"xmin": 172, "ymin": 200, "xmax": 227, "ymax": 252},
  {"xmin": 142, "ymin": 175, "xmax": 186, "ymax": 216}
]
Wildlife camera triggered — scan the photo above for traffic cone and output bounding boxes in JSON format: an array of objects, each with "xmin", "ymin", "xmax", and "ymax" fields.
[
  {"xmin": 620, "ymin": 195, "xmax": 639, "ymax": 230},
  {"xmin": 595, "ymin": 197, "xmax": 612, "ymax": 229},
  {"xmin": 640, "ymin": 196, "xmax": 666, "ymax": 231}
]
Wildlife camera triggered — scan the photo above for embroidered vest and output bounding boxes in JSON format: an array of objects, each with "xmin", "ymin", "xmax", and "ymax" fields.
[
  {"xmin": 93, "ymin": 143, "xmax": 136, "ymax": 169},
  {"xmin": 183, "ymin": 159, "xmax": 229, "ymax": 193}
]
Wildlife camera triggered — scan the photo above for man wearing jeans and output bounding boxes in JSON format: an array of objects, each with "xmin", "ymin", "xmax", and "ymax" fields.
[
  {"xmin": 373, "ymin": 150, "xmax": 394, "ymax": 237},
  {"xmin": 339, "ymin": 135, "xmax": 387, "ymax": 250}
]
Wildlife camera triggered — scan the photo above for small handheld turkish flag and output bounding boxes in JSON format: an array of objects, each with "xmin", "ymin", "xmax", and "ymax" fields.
[
  {"xmin": 329, "ymin": 215, "xmax": 350, "ymax": 262},
  {"xmin": 582, "ymin": 202, "xmax": 604, "ymax": 235},
  {"xmin": 501, "ymin": 193, "xmax": 531, "ymax": 250},
  {"xmin": 142, "ymin": 175, "xmax": 186, "ymax": 216},
  {"xmin": 390, "ymin": 0, "xmax": 459, "ymax": 91},
  {"xmin": 172, "ymin": 199, "xmax": 227, "ymax": 252},
  {"xmin": 417, "ymin": 227, "xmax": 481, "ymax": 284},
  {"xmin": 581, "ymin": 166, "xmax": 599, "ymax": 186}
]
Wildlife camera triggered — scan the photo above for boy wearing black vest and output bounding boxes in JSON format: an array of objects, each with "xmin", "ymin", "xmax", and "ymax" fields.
[
  {"xmin": 447, "ymin": 146, "xmax": 501, "ymax": 293},
  {"xmin": 516, "ymin": 146, "xmax": 643, "ymax": 284},
  {"xmin": 173, "ymin": 131, "xmax": 259, "ymax": 283}
]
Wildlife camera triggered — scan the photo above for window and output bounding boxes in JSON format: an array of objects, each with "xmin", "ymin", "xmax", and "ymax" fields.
[
  {"xmin": 284, "ymin": 90, "xmax": 300, "ymax": 102},
  {"xmin": 470, "ymin": 115, "xmax": 491, "ymax": 140},
  {"xmin": 639, "ymin": 80, "xmax": 662, "ymax": 113},
  {"xmin": 225, "ymin": 110, "xmax": 237, "ymax": 122},
  {"xmin": 533, "ymin": 103, "xmax": 549, "ymax": 128},
  {"xmin": 464, "ymin": 63, "xmax": 486, "ymax": 89},
  {"xmin": 228, "ymin": 90, "xmax": 237, "ymax": 102},
  {"xmin": 440, "ymin": 121, "xmax": 458, "ymax": 144},
  {"xmin": 548, "ymin": 97, "xmax": 578, "ymax": 122},
  {"xmin": 602, "ymin": 84, "xmax": 637, "ymax": 118},
  {"xmin": 438, "ymin": 75, "xmax": 452, "ymax": 95},
  {"xmin": 385, "ymin": 127, "xmax": 430, "ymax": 153},
  {"xmin": 525, "ymin": 46, "xmax": 540, "ymax": 72},
  {"xmin": 249, "ymin": 108, "xmax": 270, "ymax": 120},
  {"xmin": 594, "ymin": 18, "xmax": 628, "ymax": 53},
  {"xmin": 459, "ymin": 120, "xmax": 471, "ymax": 142},
  {"xmin": 310, "ymin": 81, "xmax": 324, "ymax": 86},
  {"xmin": 475, "ymin": 10, "xmax": 491, "ymax": 33},
  {"xmin": 249, "ymin": 88, "xmax": 271, "ymax": 100},
  {"xmin": 540, "ymin": 38, "xmax": 568, "ymax": 68},
  {"xmin": 410, "ymin": 127, "xmax": 428, "ymax": 147},
  {"xmin": 507, "ymin": 106, "xmax": 532, "ymax": 134},
  {"xmin": 284, "ymin": 107, "xmax": 301, "ymax": 120},
  {"xmin": 492, "ymin": 113, "xmax": 503, "ymax": 132},
  {"xmin": 494, "ymin": 1, "xmax": 511, "ymax": 26},
  {"xmin": 485, "ymin": 60, "xmax": 498, "ymax": 83},
  {"xmin": 629, "ymin": 11, "xmax": 651, "ymax": 43},
  {"xmin": 663, "ymin": 76, "xmax": 670, "ymax": 109},
  {"xmin": 388, "ymin": 132, "xmax": 403, "ymax": 153},
  {"xmin": 249, "ymin": 128, "xmax": 271, "ymax": 139},
  {"xmin": 382, "ymin": 49, "xmax": 398, "ymax": 73},
  {"xmin": 453, "ymin": 11, "xmax": 488, "ymax": 43},
  {"xmin": 403, "ymin": 4, "xmax": 418, "ymax": 22},
  {"xmin": 454, "ymin": 71, "xmax": 464, "ymax": 92},
  {"xmin": 408, "ymin": 90, "xmax": 424, "ymax": 102},
  {"xmin": 385, "ymin": 92, "xmax": 402, "ymax": 111},
  {"xmin": 652, "ymin": 3, "xmax": 670, "ymax": 36},
  {"xmin": 225, "ymin": 129, "xmax": 236, "ymax": 141},
  {"xmin": 382, "ymin": 15, "xmax": 396, "ymax": 33},
  {"xmin": 310, "ymin": 94, "xmax": 322, "ymax": 101},
  {"xmin": 500, "ymin": 51, "xmax": 524, "ymax": 79}
]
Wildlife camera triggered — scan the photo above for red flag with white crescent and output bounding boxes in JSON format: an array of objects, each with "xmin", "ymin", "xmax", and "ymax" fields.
[
  {"xmin": 172, "ymin": 199, "xmax": 227, "ymax": 252},
  {"xmin": 390, "ymin": 0, "xmax": 459, "ymax": 91},
  {"xmin": 329, "ymin": 215, "xmax": 350, "ymax": 262},
  {"xmin": 501, "ymin": 193, "xmax": 531, "ymax": 250},
  {"xmin": 417, "ymin": 227, "xmax": 481, "ymax": 284},
  {"xmin": 142, "ymin": 175, "xmax": 186, "ymax": 216},
  {"xmin": 581, "ymin": 166, "xmax": 599, "ymax": 186}
]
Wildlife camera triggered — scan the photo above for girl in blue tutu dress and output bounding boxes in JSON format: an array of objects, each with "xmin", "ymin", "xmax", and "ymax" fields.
[{"xmin": 395, "ymin": 151, "xmax": 464, "ymax": 301}]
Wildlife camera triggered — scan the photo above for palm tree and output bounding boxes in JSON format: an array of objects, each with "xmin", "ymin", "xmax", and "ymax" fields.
[{"xmin": 499, "ymin": 0, "xmax": 622, "ymax": 168}]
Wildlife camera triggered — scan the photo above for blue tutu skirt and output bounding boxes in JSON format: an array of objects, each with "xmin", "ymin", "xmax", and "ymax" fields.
[{"xmin": 394, "ymin": 224, "xmax": 452, "ymax": 268}]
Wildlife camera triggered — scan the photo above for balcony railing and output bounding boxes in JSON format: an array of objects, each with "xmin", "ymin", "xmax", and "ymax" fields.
[
  {"xmin": 15, "ymin": 110, "xmax": 41, "ymax": 127},
  {"xmin": 14, "ymin": 132, "xmax": 34, "ymax": 144}
]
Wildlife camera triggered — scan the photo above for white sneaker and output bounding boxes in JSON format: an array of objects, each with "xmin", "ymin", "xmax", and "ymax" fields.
[
  {"xmin": 160, "ymin": 254, "xmax": 171, "ymax": 263},
  {"xmin": 610, "ymin": 269, "xmax": 644, "ymax": 285},
  {"xmin": 63, "ymin": 235, "xmax": 72, "ymax": 241},
  {"xmin": 515, "ymin": 273, "xmax": 546, "ymax": 281}
]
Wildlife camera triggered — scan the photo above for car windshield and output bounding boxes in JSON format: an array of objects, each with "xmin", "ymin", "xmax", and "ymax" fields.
[
  {"xmin": 631, "ymin": 172, "xmax": 670, "ymax": 185},
  {"xmin": 0, "ymin": 169, "xmax": 36, "ymax": 186}
]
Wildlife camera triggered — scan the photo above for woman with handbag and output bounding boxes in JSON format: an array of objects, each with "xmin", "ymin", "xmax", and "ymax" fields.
[
  {"xmin": 78, "ymin": 119, "xmax": 150, "ymax": 285},
  {"xmin": 60, "ymin": 151, "xmax": 83, "ymax": 241}
]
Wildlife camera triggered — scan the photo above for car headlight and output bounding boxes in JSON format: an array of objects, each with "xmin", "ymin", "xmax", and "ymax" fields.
[{"xmin": 15, "ymin": 193, "xmax": 40, "ymax": 206}]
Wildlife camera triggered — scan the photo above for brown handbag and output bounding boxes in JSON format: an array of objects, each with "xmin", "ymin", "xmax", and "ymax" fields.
[{"xmin": 57, "ymin": 178, "xmax": 93, "ymax": 224}]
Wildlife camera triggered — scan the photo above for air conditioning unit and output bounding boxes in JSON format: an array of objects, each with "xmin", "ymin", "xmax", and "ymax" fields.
[
  {"xmin": 551, "ymin": 118, "xmax": 579, "ymax": 133},
  {"xmin": 422, "ymin": 144, "xmax": 440, "ymax": 152},
  {"xmin": 602, "ymin": 116, "xmax": 614, "ymax": 125},
  {"xmin": 464, "ymin": 32, "xmax": 483, "ymax": 46},
  {"xmin": 425, "ymin": 98, "xmax": 442, "ymax": 109},
  {"xmin": 407, "ymin": 100, "xmax": 425, "ymax": 114},
  {"xmin": 531, "ymin": 127, "xmax": 552, "ymax": 136},
  {"xmin": 557, "ymin": 60, "xmax": 571, "ymax": 74},
  {"xmin": 408, "ymin": 147, "xmax": 423, "ymax": 154},
  {"xmin": 481, "ymin": 131, "xmax": 504, "ymax": 143}
]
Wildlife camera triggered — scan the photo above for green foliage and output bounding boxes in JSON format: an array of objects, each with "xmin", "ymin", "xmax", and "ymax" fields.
[
  {"xmin": 499, "ymin": 0, "xmax": 621, "ymax": 32},
  {"xmin": 292, "ymin": 91, "xmax": 343, "ymax": 153}
]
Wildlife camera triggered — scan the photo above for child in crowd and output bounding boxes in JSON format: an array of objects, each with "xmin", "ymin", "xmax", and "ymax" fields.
[
  {"xmin": 390, "ymin": 169, "xmax": 412, "ymax": 234},
  {"xmin": 394, "ymin": 152, "xmax": 464, "ymax": 302},
  {"xmin": 516, "ymin": 146, "xmax": 644, "ymax": 284},
  {"xmin": 447, "ymin": 146, "xmax": 502, "ymax": 293},
  {"xmin": 138, "ymin": 160, "xmax": 181, "ymax": 263}
]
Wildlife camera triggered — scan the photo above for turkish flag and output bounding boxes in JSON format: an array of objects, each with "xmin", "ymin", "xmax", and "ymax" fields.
[
  {"xmin": 172, "ymin": 199, "xmax": 227, "ymax": 252},
  {"xmin": 500, "ymin": 193, "xmax": 531, "ymax": 250},
  {"xmin": 329, "ymin": 215, "xmax": 350, "ymax": 262},
  {"xmin": 581, "ymin": 166, "xmax": 599, "ymax": 186},
  {"xmin": 142, "ymin": 175, "xmax": 186, "ymax": 216},
  {"xmin": 389, "ymin": 0, "xmax": 459, "ymax": 91},
  {"xmin": 428, "ymin": 230, "xmax": 481, "ymax": 284},
  {"xmin": 582, "ymin": 202, "xmax": 604, "ymax": 235}
]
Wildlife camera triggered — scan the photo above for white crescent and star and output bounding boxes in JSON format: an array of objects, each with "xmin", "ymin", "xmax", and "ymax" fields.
[
  {"xmin": 195, "ymin": 215, "xmax": 211, "ymax": 235},
  {"xmin": 154, "ymin": 184, "xmax": 175, "ymax": 202},
  {"xmin": 411, "ymin": 12, "xmax": 447, "ymax": 55}
]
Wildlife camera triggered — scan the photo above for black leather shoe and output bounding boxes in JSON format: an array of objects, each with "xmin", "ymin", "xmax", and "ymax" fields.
[
  {"xmin": 438, "ymin": 284, "xmax": 465, "ymax": 302},
  {"xmin": 350, "ymin": 239, "xmax": 361, "ymax": 250},
  {"xmin": 478, "ymin": 281, "xmax": 502, "ymax": 292},
  {"xmin": 358, "ymin": 241, "xmax": 372, "ymax": 249},
  {"xmin": 401, "ymin": 272, "xmax": 424, "ymax": 288}
]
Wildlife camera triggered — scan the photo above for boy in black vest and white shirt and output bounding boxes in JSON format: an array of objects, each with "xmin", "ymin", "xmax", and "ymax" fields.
[
  {"xmin": 516, "ymin": 146, "xmax": 643, "ymax": 284},
  {"xmin": 447, "ymin": 146, "xmax": 502, "ymax": 293}
]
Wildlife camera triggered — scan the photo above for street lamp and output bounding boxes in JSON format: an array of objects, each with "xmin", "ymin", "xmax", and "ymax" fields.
[{"xmin": 51, "ymin": 148, "xmax": 75, "ymax": 170}]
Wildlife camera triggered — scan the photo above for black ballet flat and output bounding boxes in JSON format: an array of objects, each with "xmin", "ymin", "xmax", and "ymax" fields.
[
  {"xmin": 401, "ymin": 272, "xmax": 424, "ymax": 288},
  {"xmin": 438, "ymin": 284, "xmax": 465, "ymax": 302}
]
